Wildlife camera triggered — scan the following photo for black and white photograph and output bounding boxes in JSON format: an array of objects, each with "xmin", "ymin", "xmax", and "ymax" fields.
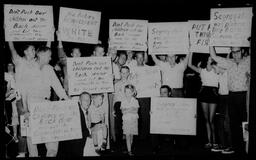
[{"xmin": 1, "ymin": 0, "xmax": 255, "ymax": 159}]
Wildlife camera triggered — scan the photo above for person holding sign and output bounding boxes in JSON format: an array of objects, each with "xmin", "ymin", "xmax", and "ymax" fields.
[
  {"xmin": 121, "ymin": 84, "xmax": 140, "ymax": 156},
  {"xmin": 188, "ymin": 52, "xmax": 219, "ymax": 150},
  {"xmin": 151, "ymin": 85, "xmax": 172, "ymax": 154},
  {"xmin": 151, "ymin": 53, "xmax": 189, "ymax": 97},
  {"xmin": 24, "ymin": 46, "xmax": 69, "ymax": 157},
  {"xmin": 209, "ymin": 46, "xmax": 250, "ymax": 154},
  {"xmin": 88, "ymin": 94, "xmax": 108, "ymax": 154},
  {"xmin": 56, "ymin": 30, "xmax": 82, "ymax": 93},
  {"xmin": 58, "ymin": 92, "xmax": 91, "ymax": 157}
]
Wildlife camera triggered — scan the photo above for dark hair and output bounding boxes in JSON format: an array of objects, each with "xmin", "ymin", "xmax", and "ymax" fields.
[
  {"xmin": 36, "ymin": 46, "xmax": 51, "ymax": 55},
  {"xmin": 160, "ymin": 85, "xmax": 172, "ymax": 95},
  {"xmin": 124, "ymin": 84, "xmax": 137, "ymax": 96},
  {"xmin": 118, "ymin": 51, "xmax": 127, "ymax": 59},
  {"xmin": 121, "ymin": 65, "xmax": 130, "ymax": 71},
  {"xmin": 22, "ymin": 44, "xmax": 34, "ymax": 52}
]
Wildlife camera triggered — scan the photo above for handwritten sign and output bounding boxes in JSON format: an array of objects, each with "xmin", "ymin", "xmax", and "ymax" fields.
[
  {"xmin": 131, "ymin": 66, "xmax": 161, "ymax": 98},
  {"xmin": 67, "ymin": 57, "xmax": 114, "ymax": 95},
  {"xmin": 189, "ymin": 20, "xmax": 230, "ymax": 53},
  {"xmin": 4, "ymin": 4, "xmax": 54, "ymax": 41},
  {"xmin": 148, "ymin": 22, "xmax": 189, "ymax": 55},
  {"xmin": 58, "ymin": 7, "xmax": 101, "ymax": 44},
  {"xmin": 150, "ymin": 97, "xmax": 197, "ymax": 135},
  {"xmin": 210, "ymin": 7, "xmax": 252, "ymax": 47},
  {"xmin": 109, "ymin": 19, "xmax": 148, "ymax": 51},
  {"xmin": 30, "ymin": 100, "xmax": 82, "ymax": 144}
]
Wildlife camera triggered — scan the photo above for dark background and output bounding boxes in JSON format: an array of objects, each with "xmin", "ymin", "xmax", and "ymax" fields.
[{"xmin": 1, "ymin": 0, "xmax": 255, "ymax": 158}]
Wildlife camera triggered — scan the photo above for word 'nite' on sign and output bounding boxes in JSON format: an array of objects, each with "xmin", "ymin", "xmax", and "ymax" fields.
[{"xmin": 58, "ymin": 7, "xmax": 101, "ymax": 44}]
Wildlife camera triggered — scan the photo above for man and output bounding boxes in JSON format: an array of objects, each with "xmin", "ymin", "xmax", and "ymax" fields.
[
  {"xmin": 209, "ymin": 46, "xmax": 250, "ymax": 154},
  {"xmin": 25, "ymin": 46, "xmax": 69, "ymax": 157}
]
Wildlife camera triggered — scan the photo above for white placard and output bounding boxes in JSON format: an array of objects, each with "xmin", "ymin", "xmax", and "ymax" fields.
[
  {"xmin": 30, "ymin": 100, "xmax": 82, "ymax": 144},
  {"xmin": 189, "ymin": 20, "xmax": 230, "ymax": 53},
  {"xmin": 58, "ymin": 7, "xmax": 101, "ymax": 44},
  {"xmin": 210, "ymin": 7, "xmax": 252, "ymax": 47},
  {"xmin": 67, "ymin": 57, "xmax": 114, "ymax": 96},
  {"xmin": 109, "ymin": 19, "xmax": 148, "ymax": 51},
  {"xmin": 4, "ymin": 4, "xmax": 54, "ymax": 41},
  {"xmin": 148, "ymin": 22, "xmax": 189, "ymax": 55},
  {"xmin": 131, "ymin": 66, "xmax": 161, "ymax": 98},
  {"xmin": 150, "ymin": 97, "xmax": 197, "ymax": 135}
]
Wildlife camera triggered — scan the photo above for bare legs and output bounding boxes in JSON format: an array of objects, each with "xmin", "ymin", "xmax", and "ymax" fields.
[{"xmin": 201, "ymin": 102, "xmax": 217, "ymax": 144}]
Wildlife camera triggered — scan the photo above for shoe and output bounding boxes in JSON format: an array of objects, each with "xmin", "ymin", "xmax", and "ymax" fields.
[
  {"xmin": 211, "ymin": 144, "xmax": 224, "ymax": 152},
  {"xmin": 222, "ymin": 147, "xmax": 235, "ymax": 154},
  {"xmin": 16, "ymin": 153, "xmax": 25, "ymax": 158},
  {"xmin": 128, "ymin": 151, "xmax": 134, "ymax": 156},
  {"xmin": 95, "ymin": 148, "xmax": 101, "ymax": 155},
  {"xmin": 101, "ymin": 141, "xmax": 107, "ymax": 150},
  {"xmin": 204, "ymin": 143, "xmax": 212, "ymax": 149}
]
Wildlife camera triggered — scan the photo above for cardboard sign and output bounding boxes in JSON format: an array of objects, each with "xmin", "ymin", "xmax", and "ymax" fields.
[
  {"xmin": 189, "ymin": 20, "xmax": 230, "ymax": 53},
  {"xmin": 109, "ymin": 19, "xmax": 148, "ymax": 51},
  {"xmin": 150, "ymin": 97, "xmax": 197, "ymax": 135},
  {"xmin": 58, "ymin": 7, "xmax": 101, "ymax": 44},
  {"xmin": 148, "ymin": 22, "xmax": 189, "ymax": 55},
  {"xmin": 4, "ymin": 4, "xmax": 54, "ymax": 41},
  {"xmin": 30, "ymin": 100, "xmax": 82, "ymax": 144},
  {"xmin": 131, "ymin": 66, "xmax": 161, "ymax": 98},
  {"xmin": 67, "ymin": 57, "xmax": 114, "ymax": 95},
  {"xmin": 210, "ymin": 7, "xmax": 252, "ymax": 47}
]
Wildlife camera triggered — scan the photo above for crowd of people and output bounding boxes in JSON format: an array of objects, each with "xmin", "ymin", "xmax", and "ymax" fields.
[{"xmin": 4, "ymin": 27, "xmax": 250, "ymax": 158}]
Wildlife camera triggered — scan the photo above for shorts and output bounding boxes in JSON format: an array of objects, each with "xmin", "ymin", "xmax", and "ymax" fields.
[{"xmin": 198, "ymin": 86, "xmax": 218, "ymax": 103}]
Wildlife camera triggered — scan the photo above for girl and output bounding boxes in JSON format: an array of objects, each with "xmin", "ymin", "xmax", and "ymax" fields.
[
  {"xmin": 121, "ymin": 84, "xmax": 140, "ymax": 156},
  {"xmin": 188, "ymin": 52, "xmax": 219, "ymax": 149}
]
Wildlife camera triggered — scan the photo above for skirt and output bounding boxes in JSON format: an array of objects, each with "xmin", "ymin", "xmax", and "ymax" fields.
[{"xmin": 198, "ymin": 86, "xmax": 218, "ymax": 103}]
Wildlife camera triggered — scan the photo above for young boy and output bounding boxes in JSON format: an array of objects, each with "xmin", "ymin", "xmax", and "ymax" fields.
[
  {"xmin": 151, "ymin": 85, "xmax": 172, "ymax": 154},
  {"xmin": 89, "ymin": 94, "xmax": 108, "ymax": 154},
  {"xmin": 58, "ymin": 92, "xmax": 91, "ymax": 157}
]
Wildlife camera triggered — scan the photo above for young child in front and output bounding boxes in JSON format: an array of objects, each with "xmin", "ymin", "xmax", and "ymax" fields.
[
  {"xmin": 88, "ymin": 93, "xmax": 108, "ymax": 154},
  {"xmin": 121, "ymin": 84, "xmax": 140, "ymax": 156}
]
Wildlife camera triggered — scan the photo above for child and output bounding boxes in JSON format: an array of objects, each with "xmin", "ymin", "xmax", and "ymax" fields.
[
  {"xmin": 121, "ymin": 84, "xmax": 140, "ymax": 156},
  {"xmin": 88, "ymin": 94, "xmax": 108, "ymax": 154}
]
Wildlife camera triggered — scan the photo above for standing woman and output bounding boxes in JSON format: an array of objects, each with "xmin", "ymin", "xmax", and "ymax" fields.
[{"xmin": 188, "ymin": 52, "xmax": 219, "ymax": 149}]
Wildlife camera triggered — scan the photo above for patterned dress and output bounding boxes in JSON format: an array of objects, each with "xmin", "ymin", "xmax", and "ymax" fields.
[{"xmin": 121, "ymin": 97, "xmax": 140, "ymax": 135}]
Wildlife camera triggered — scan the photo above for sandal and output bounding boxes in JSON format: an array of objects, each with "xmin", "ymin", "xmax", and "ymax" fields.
[{"xmin": 204, "ymin": 143, "xmax": 212, "ymax": 149}]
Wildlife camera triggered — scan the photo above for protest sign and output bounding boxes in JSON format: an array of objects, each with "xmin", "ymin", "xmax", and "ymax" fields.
[
  {"xmin": 148, "ymin": 22, "xmax": 189, "ymax": 55},
  {"xmin": 131, "ymin": 66, "xmax": 161, "ymax": 98},
  {"xmin": 150, "ymin": 97, "xmax": 197, "ymax": 135},
  {"xmin": 58, "ymin": 7, "xmax": 101, "ymax": 44},
  {"xmin": 4, "ymin": 4, "xmax": 54, "ymax": 41},
  {"xmin": 109, "ymin": 19, "xmax": 148, "ymax": 51},
  {"xmin": 189, "ymin": 20, "xmax": 230, "ymax": 53},
  {"xmin": 67, "ymin": 57, "xmax": 114, "ymax": 95},
  {"xmin": 210, "ymin": 7, "xmax": 252, "ymax": 47},
  {"xmin": 30, "ymin": 100, "xmax": 82, "ymax": 144}
]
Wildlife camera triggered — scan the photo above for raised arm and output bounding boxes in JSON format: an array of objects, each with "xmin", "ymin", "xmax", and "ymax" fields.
[
  {"xmin": 8, "ymin": 41, "xmax": 21, "ymax": 64},
  {"xmin": 181, "ymin": 53, "xmax": 190, "ymax": 69},
  {"xmin": 151, "ymin": 54, "xmax": 162, "ymax": 65},
  {"xmin": 144, "ymin": 51, "xmax": 148, "ymax": 64},
  {"xmin": 188, "ymin": 52, "xmax": 201, "ymax": 74},
  {"xmin": 56, "ymin": 30, "xmax": 67, "ymax": 65},
  {"xmin": 48, "ymin": 66, "xmax": 68, "ymax": 100},
  {"xmin": 209, "ymin": 46, "xmax": 229, "ymax": 66}
]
